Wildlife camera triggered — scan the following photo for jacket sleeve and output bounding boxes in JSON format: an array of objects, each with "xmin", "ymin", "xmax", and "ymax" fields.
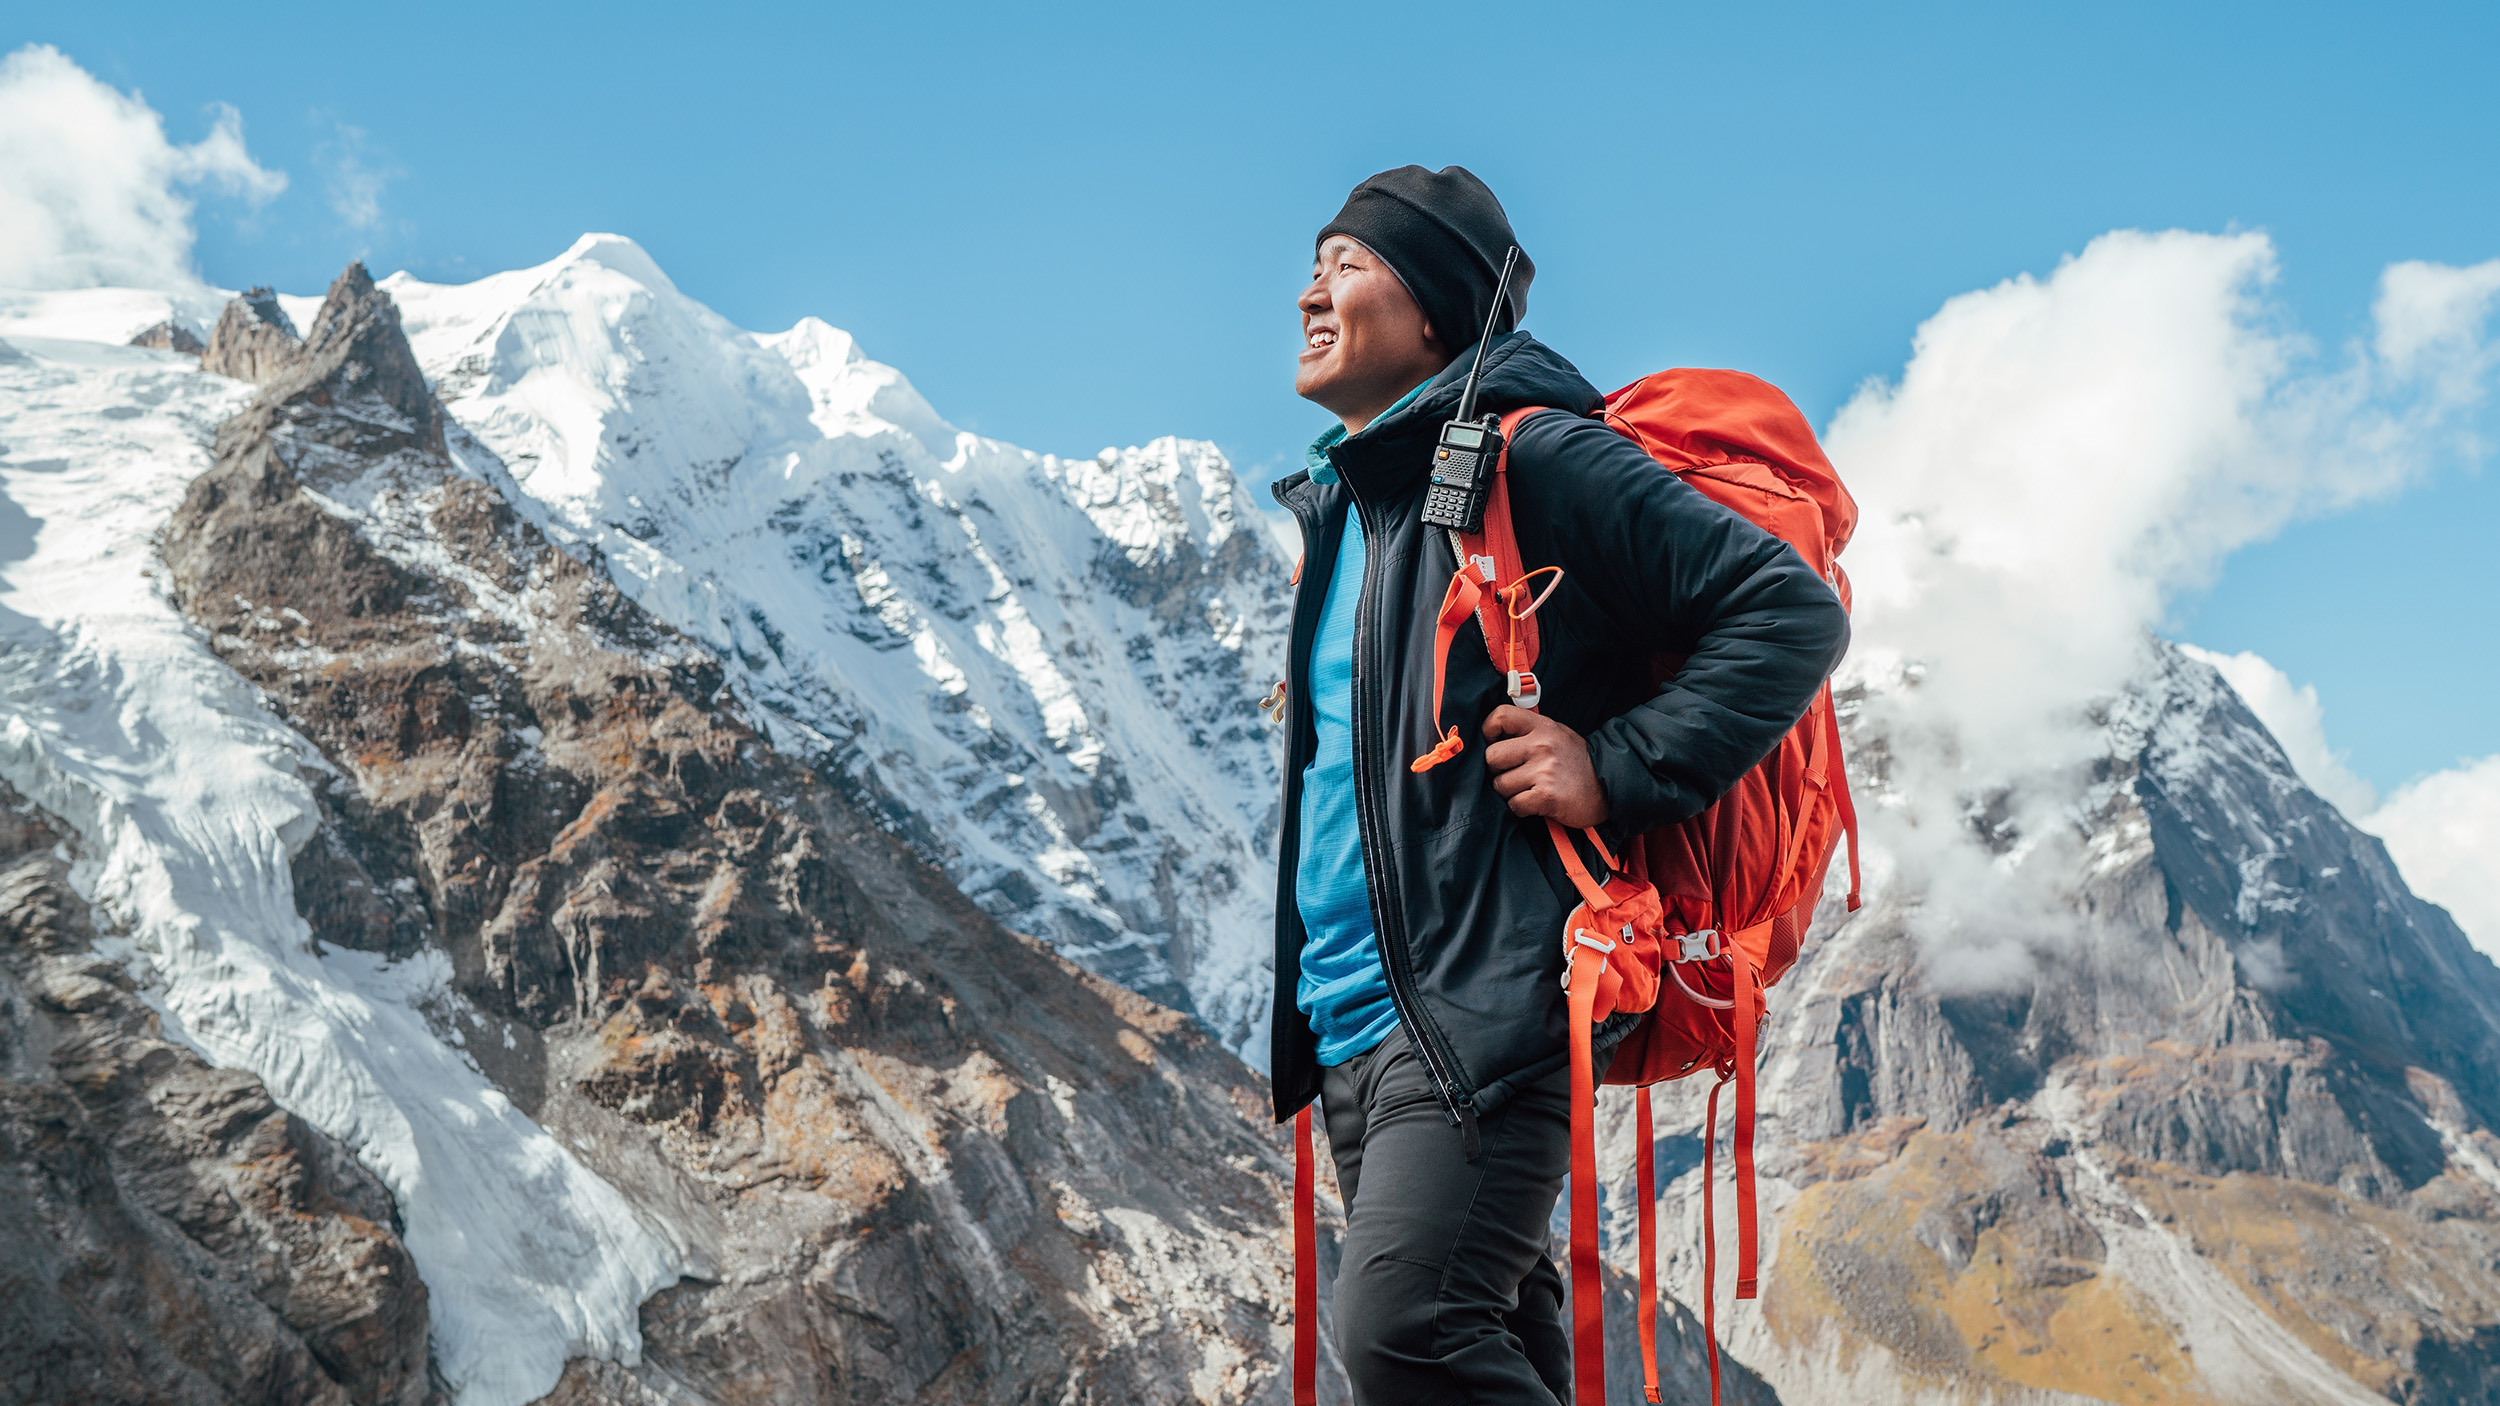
[{"xmin": 1507, "ymin": 412, "xmax": 1850, "ymax": 833}]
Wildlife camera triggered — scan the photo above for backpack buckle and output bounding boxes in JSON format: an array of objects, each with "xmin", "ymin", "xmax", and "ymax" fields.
[
  {"xmin": 1471, "ymin": 553, "xmax": 1497, "ymax": 584},
  {"xmin": 1508, "ymin": 670, "xmax": 1541, "ymax": 709},
  {"xmin": 1673, "ymin": 929, "xmax": 1720, "ymax": 963},
  {"xmin": 1561, "ymin": 926, "xmax": 1618, "ymax": 988}
]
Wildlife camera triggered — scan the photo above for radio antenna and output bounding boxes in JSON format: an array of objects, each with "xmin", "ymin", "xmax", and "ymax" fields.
[{"xmin": 1455, "ymin": 245, "xmax": 1521, "ymax": 425}]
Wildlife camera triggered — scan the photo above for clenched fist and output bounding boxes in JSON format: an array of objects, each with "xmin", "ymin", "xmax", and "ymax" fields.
[{"xmin": 1481, "ymin": 705, "xmax": 1609, "ymax": 828}]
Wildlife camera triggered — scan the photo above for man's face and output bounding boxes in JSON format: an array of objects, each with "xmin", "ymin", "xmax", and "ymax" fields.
[{"xmin": 1297, "ymin": 235, "xmax": 1447, "ymax": 429}]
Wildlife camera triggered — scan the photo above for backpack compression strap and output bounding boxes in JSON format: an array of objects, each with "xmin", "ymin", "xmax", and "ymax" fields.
[
  {"xmin": 1564, "ymin": 885, "xmax": 1613, "ymax": 1406},
  {"xmin": 1552, "ymin": 820, "xmax": 1667, "ymax": 1404},
  {"xmin": 1686, "ymin": 939, "xmax": 1768, "ymax": 1406},
  {"xmin": 1700, "ymin": 1073, "xmax": 1730, "ymax": 1406},
  {"xmin": 1293, "ymin": 1104, "xmax": 1317, "ymax": 1405},
  {"xmin": 1636, "ymin": 1084, "xmax": 1662, "ymax": 1404}
]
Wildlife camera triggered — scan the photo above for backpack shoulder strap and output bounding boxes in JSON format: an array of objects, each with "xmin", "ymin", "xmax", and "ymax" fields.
[
  {"xmin": 1455, "ymin": 406, "xmax": 1565, "ymax": 707},
  {"xmin": 1407, "ymin": 405, "xmax": 1576, "ymax": 774}
]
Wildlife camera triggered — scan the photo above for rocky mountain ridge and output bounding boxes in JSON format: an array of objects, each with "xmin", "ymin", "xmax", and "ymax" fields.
[
  {"xmin": 175, "ymin": 262, "xmax": 1310, "ymax": 1405},
  {"xmin": 377, "ymin": 238, "xmax": 1291, "ymax": 1055}
]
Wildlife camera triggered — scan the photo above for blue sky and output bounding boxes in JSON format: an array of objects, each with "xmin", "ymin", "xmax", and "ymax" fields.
[{"xmin": 13, "ymin": 1, "xmax": 2498, "ymax": 792}]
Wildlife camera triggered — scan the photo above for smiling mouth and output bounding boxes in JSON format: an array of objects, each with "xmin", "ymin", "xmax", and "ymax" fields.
[{"xmin": 1306, "ymin": 329, "xmax": 1338, "ymax": 352}]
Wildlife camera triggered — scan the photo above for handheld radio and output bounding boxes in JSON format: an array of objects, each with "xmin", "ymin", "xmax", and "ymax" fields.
[{"xmin": 1419, "ymin": 245, "xmax": 1523, "ymax": 534}]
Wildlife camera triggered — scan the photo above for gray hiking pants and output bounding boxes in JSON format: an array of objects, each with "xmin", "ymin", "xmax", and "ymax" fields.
[{"xmin": 1320, "ymin": 1023, "xmax": 1574, "ymax": 1404}]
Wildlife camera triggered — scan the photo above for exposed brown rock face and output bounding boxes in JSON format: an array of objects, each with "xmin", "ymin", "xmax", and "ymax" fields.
[
  {"xmin": 0, "ymin": 784, "xmax": 433, "ymax": 1406},
  {"xmin": 129, "ymin": 318, "xmax": 207, "ymax": 355},
  {"xmin": 201, "ymin": 285, "xmax": 305, "ymax": 386},
  {"xmin": 158, "ymin": 263, "xmax": 1302, "ymax": 1402}
]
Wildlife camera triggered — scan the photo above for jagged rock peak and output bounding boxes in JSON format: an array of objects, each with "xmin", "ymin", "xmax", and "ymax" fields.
[
  {"xmin": 202, "ymin": 260, "xmax": 443, "ymax": 460},
  {"xmin": 202, "ymin": 283, "xmax": 303, "ymax": 385},
  {"xmin": 278, "ymin": 261, "xmax": 440, "ymax": 437},
  {"xmin": 126, "ymin": 318, "xmax": 206, "ymax": 355},
  {"xmin": 243, "ymin": 285, "xmax": 299, "ymax": 336}
]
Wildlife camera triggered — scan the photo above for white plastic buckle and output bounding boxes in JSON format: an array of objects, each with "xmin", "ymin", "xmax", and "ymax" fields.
[
  {"xmin": 1508, "ymin": 670, "xmax": 1541, "ymax": 710},
  {"xmin": 1561, "ymin": 927, "xmax": 1617, "ymax": 988},
  {"xmin": 1471, "ymin": 554, "xmax": 1498, "ymax": 584},
  {"xmin": 1673, "ymin": 929, "xmax": 1720, "ymax": 963}
]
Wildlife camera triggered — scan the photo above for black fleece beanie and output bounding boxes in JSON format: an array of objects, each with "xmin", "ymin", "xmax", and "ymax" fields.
[{"xmin": 1317, "ymin": 164, "xmax": 1533, "ymax": 350}]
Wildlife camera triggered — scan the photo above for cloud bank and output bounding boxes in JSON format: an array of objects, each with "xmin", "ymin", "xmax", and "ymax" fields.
[
  {"xmin": 2367, "ymin": 757, "xmax": 2500, "ymax": 958},
  {"xmin": 1824, "ymin": 231, "xmax": 2499, "ymax": 980},
  {"xmin": 317, "ymin": 121, "xmax": 395, "ymax": 232},
  {"xmin": 0, "ymin": 44, "xmax": 284, "ymax": 291}
]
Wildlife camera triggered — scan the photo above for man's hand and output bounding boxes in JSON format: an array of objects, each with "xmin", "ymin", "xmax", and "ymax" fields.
[{"xmin": 1482, "ymin": 706, "xmax": 1609, "ymax": 828}]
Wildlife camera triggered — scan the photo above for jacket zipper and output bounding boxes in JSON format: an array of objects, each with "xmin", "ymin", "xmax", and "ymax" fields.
[{"xmin": 1342, "ymin": 485, "xmax": 1481, "ymax": 1157}]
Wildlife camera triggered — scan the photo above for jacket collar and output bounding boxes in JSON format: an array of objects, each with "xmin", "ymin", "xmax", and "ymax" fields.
[
  {"xmin": 1304, "ymin": 373, "xmax": 1438, "ymax": 484},
  {"xmin": 1322, "ymin": 337, "xmax": 1523, "ymax": 503},
  {"xmin": 1277, "ymin": 333, "xmax": 1604, "ymax": 509}
]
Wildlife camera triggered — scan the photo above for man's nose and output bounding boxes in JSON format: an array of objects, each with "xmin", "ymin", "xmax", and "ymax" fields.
[{"xmin": 1297, "ymin": 281, "xmax": 1329, "ymax": 314}]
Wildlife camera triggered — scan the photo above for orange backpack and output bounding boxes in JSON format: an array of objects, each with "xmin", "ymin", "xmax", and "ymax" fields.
[{"xmin": 1289, "ymin": 369, "xmax": 1859, "ymax": 1406}]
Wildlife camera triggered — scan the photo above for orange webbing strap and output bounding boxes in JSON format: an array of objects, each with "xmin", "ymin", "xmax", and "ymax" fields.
[
  {"xmin": 1770, "ymin": 687, "xmax": 1832, "ymax": 892},
  {"xmin": 1823, "ymin": 686, "xmax": 1862, "ymax": 911},
  {"xmin": 1565, "ymin": 945, "xmax": 1607, "ymax": 1405},
  {"xmin": 1558, "ymin": 814, "xmax": 1633, "ymax": 1403},
  {"xmin": 1545, "ymin": 819, "xmax": 1616, "ymax": 910},
  {"xmin": 1701, "ymin": 1075, "xmax": 1729, "ymax": 1406},
  {"xmin": 1732, "ymin": 945, "xmax": 1762, "ymax": 1298},
  {"xmin": 1635, "ymin": 1085, "xmax": 1661, "ymax": 1403},
  {"xmin": 1293, "ymin": 1104, "xmax": 1317, "ymax": 1405},
  {"xmin": 1411, "ymin": 568, "xmax": 1483, "ymax": 772},
  {"xmin": 1458, "ymin": 406, "xmax": 1560, "ymax": 689}
]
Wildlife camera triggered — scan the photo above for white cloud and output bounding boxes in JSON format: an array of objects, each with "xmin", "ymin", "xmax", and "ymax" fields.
[
  {"xmin": 316, "ymin": 121, "xmax": 395, "ymax": 231},
  {"xmin": 0, "ymin": 44, "xmax": 284, "ymax": 291},
  {"xmin": 1824, "ymin": 230, "xmax": 2500, "ymax": 981},
  {"xmin": 2365, "ymin": 756, "xmax": 2500, "ymax": 958},
  {"xmin": 2177, "ymin": 645, "xmax": 2379, "ymax": 817},
  {"xmin": 2375, "ymin": 258, "xmax": 2500, "ymax": 385}
]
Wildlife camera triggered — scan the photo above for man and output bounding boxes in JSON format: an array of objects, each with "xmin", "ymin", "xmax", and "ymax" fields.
[{"xmin": 1274, "ymin": 165, "xmax": 1849, "ymax": 1401}]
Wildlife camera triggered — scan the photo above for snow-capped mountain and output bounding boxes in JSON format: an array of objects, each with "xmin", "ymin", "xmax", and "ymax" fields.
[{"xmin": 375, "ymin": 236, "xmax": 1291, "ymax": 1056}]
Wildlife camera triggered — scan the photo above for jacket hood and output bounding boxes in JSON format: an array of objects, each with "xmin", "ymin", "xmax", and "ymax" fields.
[{"xmin": 1312, "ymin": 333, "xmax": 1604, "ymax": 503}]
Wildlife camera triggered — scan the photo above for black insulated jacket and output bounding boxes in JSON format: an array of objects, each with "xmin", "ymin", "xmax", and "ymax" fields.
[{"xmin": 1269, "ymin": 333, "xmax": 1850, "ymax": 1129}]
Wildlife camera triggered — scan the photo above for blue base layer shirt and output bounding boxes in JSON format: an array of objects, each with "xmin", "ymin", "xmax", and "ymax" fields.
[{"xmin": 1292, "ymin": 378, "xmax": 1431, "ymax": 1067}]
